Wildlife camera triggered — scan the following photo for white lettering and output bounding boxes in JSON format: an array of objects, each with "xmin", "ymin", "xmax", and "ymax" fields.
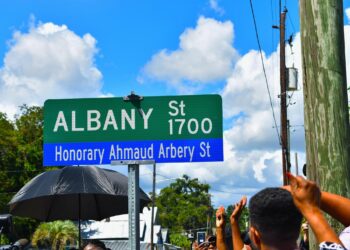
[
  {"xmin": 188, "ymin": 118, "xmax": 199, "ymax": 134},
  {"xmin": 72, "ymin": 111, "xmax": 84, "ymax": 131},
  {"xmin": 54, "ymin": 146, "xmax": 105, "ymax": 164},
  {"xmin": 97, "ymin": 149, "xmax": 104, "ymax": 164},
  {"xmin": 109, "ymin": 144, "xmax": 154, "ymax": 160},
  {"xmin": 157, "ymin": 143, "xmax": 195, "ymax": 161},
  {"xmin": 168, "ymin": 100, "xmax": 179, "ymax": 116},
  {"xmin": 158, "ymin": 144, "xmax": 166, "ymax": 158},
  {"xmin": 87, "ymin": 110, "xmax": 101, "ymax": 131},
  {"xmin": 109, "ymin": 145, "xmax": 116, "ymax": 160},
  {"xmin": 121, "ymin": 109, "xmax": 135, "ymax": 130},
  {"xmin": 103, "ymin": 110, "xmax": 118, "ymax": 130},
  {"xmin": 142, "ymin": 108, "xmax": 153, "ymax": 129},
  {"xmin": 53, "ymin": 111, "xmax": 68, "ymax": 132},
  {"xmin": 201, "ymin": 118, "xmax": 212, "ymax": 134},
  {"xmin": 200, "ymin": 141, "xmax": 211, "ymax": 158}
]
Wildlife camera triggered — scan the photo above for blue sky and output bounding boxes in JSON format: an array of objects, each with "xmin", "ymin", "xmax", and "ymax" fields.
[
  {"xmin": 1, "ymin": 1, "xmax": 349, "ymax": 207},
  {"xmin": 0, "ymin": 0, "xmax": 301, "ymax": 95}
]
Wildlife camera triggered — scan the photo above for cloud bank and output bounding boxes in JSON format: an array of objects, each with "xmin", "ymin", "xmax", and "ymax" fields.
[
  {"xmin": 149, "ymin": 12, "xmax": 350, "ymax": 206},
  {"xmin": 141, "ymin": 17, "xmax": 239, "ymax": 93},
  {"xmin": 0, "ymin": 22, "xmax": 104, "ymax": 118},
  {"xmin": 140, "ymin": 15, "xmax": 312, "ymax": 206}
]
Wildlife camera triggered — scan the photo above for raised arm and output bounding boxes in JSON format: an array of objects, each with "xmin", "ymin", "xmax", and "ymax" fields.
[
  {"xmin": 283, "ymin": 182, "xmax": 350, "ymax": 227},
  {"xmin": 320, "ymin": 191, "xmax": 350, "ymax": 227},
  {"xmin": 230, "ymin": 196, "xmax": 247, "ymax": 250},
  {"xmin": 287, "ymin": 173, "xmax": 342, "ymax": 245},
  {"xmin": 216, "ymin": 206, "xmax": 228, "ymax": 250}
]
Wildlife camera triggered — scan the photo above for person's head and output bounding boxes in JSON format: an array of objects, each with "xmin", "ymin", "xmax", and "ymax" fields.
[
  {"xmin": 83, "ymin": 239, "xmax": 106, "ymax": 250},
  {"xmin": 198, "ymin": 235, "xmax": 216, "ymax": 250},
  {"xmin": 301, "ymin": 222, "xmax": 309, "ymax": 234},
  {"xmin": 248, "ymin": 188, "xmax": 302, "ymax": 250}
]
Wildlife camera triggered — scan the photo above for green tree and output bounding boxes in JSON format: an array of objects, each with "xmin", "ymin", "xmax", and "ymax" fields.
[
  {"xmin": 0, "ymin": 112, "xmax": 17, "ymax": 213},
  {"xmin": 169, "ymin": 233, "xmax": 191, "ymax": 249},
  {"xmin": 0, "ymin": 105, "xmax": 45, "ymax": 239},
  {"xmin": 15, "ymin": 105, "xmax": 44, "ymax": 173},
  {"xmin": 0, "ymin": 106, "xmax": 44, "ymax": 196},
  {"xmin": 156, "ymin": 175, "xmax": 212, "ymax": 239},
  {"xmin": 31, "ymin": 220, "xmax": 78, "ymax": 250}
]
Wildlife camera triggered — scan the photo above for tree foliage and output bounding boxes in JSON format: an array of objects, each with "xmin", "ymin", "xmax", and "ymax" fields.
[
  {"xmin": 0, "ymin": 105, "xmax": 45, "ymax": 239},
  {"xmin": 156, "ymin": 175, "xmax": 212, "ymax": 234},
  {"xmin": 31, "ymin": 220, "xmax": 78, "ymax": 250},
  {"xmin": 169, "ymin": 233, "xmax": 191, "ymax": 249}
]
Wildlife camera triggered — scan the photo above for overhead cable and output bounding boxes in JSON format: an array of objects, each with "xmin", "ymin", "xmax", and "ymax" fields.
[{"xmin": 249, "ymin": 0, "xmax": 282, "ymax": 146}]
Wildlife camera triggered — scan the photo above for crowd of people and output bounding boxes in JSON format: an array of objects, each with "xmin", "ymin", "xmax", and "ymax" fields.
[
  {"xmin": 194, "ymin": 173, "xmax": 350, "ymax": 250},
  {"xmin": 81, "ymin": 172, "xmax": 350, "ymax": 250}
]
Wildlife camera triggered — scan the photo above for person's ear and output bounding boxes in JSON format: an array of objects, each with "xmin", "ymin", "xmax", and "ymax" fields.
[{"xmin": 250, "ymin": 226, "xmax": 262, "ymax": 249}]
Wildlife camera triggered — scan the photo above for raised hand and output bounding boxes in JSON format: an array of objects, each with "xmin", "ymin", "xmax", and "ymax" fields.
[
  {"xmin": 216, "ymin": 206, "xmax": 228, "ymax": 250},
  {"xmin": 287, "ymin": 173, "xmax": 342, "ymax": 245},
  {"xmin": 287, "ymin": 173, "xmax": 321, "ymax": 214},
  {"xmin": 229, "ymin": 196, "xmax": 247, "ymax": 250},
  {"xmin": 216, "ymin": 206, "xmax": 226, "ymax": 229},
  {"xmin": 230, "ymin": 196, "xmax": 247, "ymax": 225}
]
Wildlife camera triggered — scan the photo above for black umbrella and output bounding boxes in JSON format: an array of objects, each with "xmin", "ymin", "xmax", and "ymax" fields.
[{"xmin": 9, "ymin": 166, "xmax": 150, "ymax": 246}]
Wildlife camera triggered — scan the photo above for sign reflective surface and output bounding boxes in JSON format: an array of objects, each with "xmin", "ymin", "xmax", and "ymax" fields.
[{"xmin": 44, "ymin": 95, "xmax": 223, "ymax": 165}]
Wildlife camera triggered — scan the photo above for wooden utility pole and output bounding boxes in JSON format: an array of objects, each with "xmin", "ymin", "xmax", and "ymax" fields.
[
  {"xmin": 300, "ymin": 0, "xmax": 350, "ymax": 248},
  {"xmin": 280, "ymin": 9, "xmax": 289, "ymax": 185}
]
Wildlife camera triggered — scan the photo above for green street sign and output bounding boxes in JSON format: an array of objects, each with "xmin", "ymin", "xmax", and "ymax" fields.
[{"xmin": 43, "ymin": 94, "xmax": 223, "ymax": 165}]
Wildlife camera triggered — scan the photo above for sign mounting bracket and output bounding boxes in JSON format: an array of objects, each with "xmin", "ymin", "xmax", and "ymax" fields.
[{"xmin": 123, "ymin": 91, "xmax": 144, "ymax": 116}]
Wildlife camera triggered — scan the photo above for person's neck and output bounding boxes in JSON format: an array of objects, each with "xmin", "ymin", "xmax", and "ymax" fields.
[{"xmin": 260, "ymin": 241, "xmax": 298, "ymax": 250}]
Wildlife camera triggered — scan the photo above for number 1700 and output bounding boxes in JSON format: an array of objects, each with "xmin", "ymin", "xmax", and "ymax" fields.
[{"xmin": 168, "ymin": 118, "xmax": 212, "ymax": 135}]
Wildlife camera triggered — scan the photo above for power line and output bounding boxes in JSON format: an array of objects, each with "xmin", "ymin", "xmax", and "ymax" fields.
[
  {"xmin": 150, "ymin": 173, "xmax": 251, "ymax": 195},
  {"xmin": 287, "ymin": 11, "xmax": 296, "ymax": 34},
  {"xmin": 211, "ymin": 188, "xmax": 247, "ymax": 195},
  {"xmin": 249, "ymin": 0, "xmax": 282, "ymax": 146},
  {"xmin": 0, "ymin": 191, "xmax": 18, "ymax": 195}
]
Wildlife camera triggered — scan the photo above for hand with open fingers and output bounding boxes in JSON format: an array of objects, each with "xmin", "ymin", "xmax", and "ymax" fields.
[
  {"xmin": 287, "ymin": 172, "xmax": 321, "ymax": 214},
  {"xmin": 230, "ymin": 196, "xmax": 247, "ymax": 225},
  {"xmin": 216, "ymin": 206, "xmax": 226, "ymax": 229}
]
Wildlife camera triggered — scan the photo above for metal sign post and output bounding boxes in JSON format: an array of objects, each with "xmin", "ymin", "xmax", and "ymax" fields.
[
  {"xmin": 128, "ymin": 163, "xmax": 140, "ymax": 250},
  {"xmin": 112, "ymin": 160, "xmax": 155, "ymax": 250}
]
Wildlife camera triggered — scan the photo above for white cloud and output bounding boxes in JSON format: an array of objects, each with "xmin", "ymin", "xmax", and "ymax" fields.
[
  {"xmin": 0, "ymin": 22, "xmax": 104, "ymax": 118},
  {"xmin": 222, "ymin": 49, "xmax": 279, "ymax": 117},
  {"xmin": 140, "ymin": 27, "xmax": 308, "ymax": 207},
  {"xmin": 209, "ymin": 0, "xmax": 225, "ymax": 15},
  {"xmin": 346, "ymin": 8, "xmax": 350, "ymax": 23},
  {"xmin": 222, "ymin": 33, "xmax": 305, "ymax": 152},
  {"xmin": 225, "ymin": 110, "xmax": 280, "ymax": 151},
  {"xmin": 140, "ymin": 16, "xmax": 239, "ymax": 92},
  {"xmin": 152, "ymin": 17, "xmax": 350, "ymax": 206},
  {"xmin": 142, "ymin": 17, "xmax": 350, "ymax": 207},
  {"xmin": 140, "ymin": 134, "xmax": 292, "ymax": 207}
]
